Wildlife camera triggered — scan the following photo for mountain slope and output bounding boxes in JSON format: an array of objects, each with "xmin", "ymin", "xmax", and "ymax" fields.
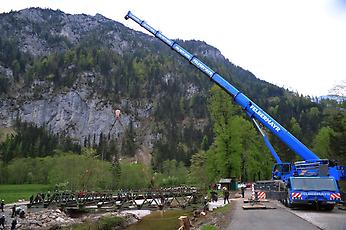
[{"xmin": 0, "ymin": 8, "xmax": 337, "ymax": 165}]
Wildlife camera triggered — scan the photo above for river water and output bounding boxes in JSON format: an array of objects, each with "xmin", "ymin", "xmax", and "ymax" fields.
[{"xmin": 127, "ymin": 209, "xmax": 193, "ymax": 230}]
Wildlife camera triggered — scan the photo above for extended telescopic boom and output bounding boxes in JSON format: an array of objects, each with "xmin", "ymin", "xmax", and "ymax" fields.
[{"xmin": 125, "ymin": 11, "xmax": 319, "ymax": 161}]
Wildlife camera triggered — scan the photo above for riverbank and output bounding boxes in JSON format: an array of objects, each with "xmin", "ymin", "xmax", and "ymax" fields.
[
  {"xmin": 0, "ymin": 204, "xmax": 148, "ymax": 229},
  {"xmin": 193, "ymin": 204, "xmax": 233, "ymax": 230},
  {"xmin": 1, "ymin": 189, "xmax": 242, "ymax": 229},
  {"xmin": 192, "ymin": 190, "xmax": 241, "ymax": 230}
]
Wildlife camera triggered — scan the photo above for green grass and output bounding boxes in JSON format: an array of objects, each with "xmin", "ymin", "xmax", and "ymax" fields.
[
  {"xmin": 201, "ymin": 224, "xmax": 218, "ymax": 230},
  {"xmin": 0, "ymin": 184, "xmax": 52, "ymax": 203},
  {"xmin": 214, "ymin": 203, "xmax": 231, "ymax": 214},
  {"xmin": 66, "ymin": 216, "xmax": 125, "ymax": 230},
  {"xmin": 0, "ymin": 127, "xmax": 15, "ymax": 143}
]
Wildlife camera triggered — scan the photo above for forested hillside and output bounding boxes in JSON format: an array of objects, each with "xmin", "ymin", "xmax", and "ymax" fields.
[{"xmin": 0, "ymin": 8, "xmax": 345, "ymax": 189}]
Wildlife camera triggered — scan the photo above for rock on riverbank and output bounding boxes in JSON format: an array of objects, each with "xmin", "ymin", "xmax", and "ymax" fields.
[
  {"xmin": 16, "ymin": 209, "xmax": 79, "ymax": 229},
  {"xmin": 15, "ymin": 208, "xmax": 146, "ymax": 229}
]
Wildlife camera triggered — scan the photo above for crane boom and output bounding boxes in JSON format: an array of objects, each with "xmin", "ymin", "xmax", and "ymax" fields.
[{"xmin": 124, "ymin": 11, "xmax": 319, "ymax": 161}]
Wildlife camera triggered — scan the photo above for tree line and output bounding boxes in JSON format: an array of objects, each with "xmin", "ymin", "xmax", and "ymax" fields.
[{"xmin": 0, "ymin": 122, "xmax": 189, "ymax": 189}]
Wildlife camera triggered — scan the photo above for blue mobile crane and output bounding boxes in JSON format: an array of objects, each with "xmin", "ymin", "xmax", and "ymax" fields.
[{"xmin": 124, "ymin": 11, "xmax": 345, "ymax": 209}]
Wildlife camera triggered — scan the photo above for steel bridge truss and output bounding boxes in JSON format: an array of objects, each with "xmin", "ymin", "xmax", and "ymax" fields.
[{"xmin": 28, "ymin": 187, "xmax": 202, "ymax": 210}]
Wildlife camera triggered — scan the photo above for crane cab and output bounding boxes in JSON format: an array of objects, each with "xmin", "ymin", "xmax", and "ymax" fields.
[{"xmin": 272, "ymin": 163, "xmax": 291, "ymax": 181}]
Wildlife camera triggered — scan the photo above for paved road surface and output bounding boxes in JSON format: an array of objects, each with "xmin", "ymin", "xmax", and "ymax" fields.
[
  {"xmin": 226, "ymin": 198, "xmax": 319, "ymax": 230},
  {"xmin": 226, "ymin": 189, "xmax": 346, "ymax": 230},
  {"xmin": 288, "ymin": 205, "xmax": 346, "ymax": 230}
]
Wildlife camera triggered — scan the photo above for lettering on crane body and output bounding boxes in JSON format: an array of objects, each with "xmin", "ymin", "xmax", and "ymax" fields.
[
  {"xmin": 250, "ymin": 105, "xmax": 281, "ymax": 132},
  {"xmin": 301, "ymin": 192, "xmax": 330, "ymax": 196},
  {"xmin": 191, "ymin": 59, "xmax": 214, "ymax": 76}
]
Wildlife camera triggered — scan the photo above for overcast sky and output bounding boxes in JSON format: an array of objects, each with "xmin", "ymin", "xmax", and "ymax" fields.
[{"xmin": 1, "ymin": 0, "xmax": 345, "ymax": 96}]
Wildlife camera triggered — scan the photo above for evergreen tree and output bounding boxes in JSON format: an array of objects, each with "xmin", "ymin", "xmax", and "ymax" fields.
[
  {"xmin": 312, "ymin": 126, "xmax": 335, "ymax": 159},
  {"xmin": 206, "ymin": 86, "xmax": 272, "ymax": 182}
]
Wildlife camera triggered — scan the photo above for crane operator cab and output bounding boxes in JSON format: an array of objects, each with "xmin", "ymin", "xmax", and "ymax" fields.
[{"xmin": 272, "ymin": 163, "xmax": 291, "ymax": 181}]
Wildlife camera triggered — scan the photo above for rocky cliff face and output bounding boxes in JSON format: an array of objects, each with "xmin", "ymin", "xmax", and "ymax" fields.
[{"xmin": 0, "ymin": 74, "xmax": 156, "ymax": 162}]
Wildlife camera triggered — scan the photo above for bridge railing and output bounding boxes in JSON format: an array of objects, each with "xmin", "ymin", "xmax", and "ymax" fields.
[{"xmin": 28, "ymin": 187, "xmax": 202, "ymax": 210}]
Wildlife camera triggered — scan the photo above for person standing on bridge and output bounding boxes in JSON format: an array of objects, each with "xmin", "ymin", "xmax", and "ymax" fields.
[{"xmin": 223, "ymin": 187, "xmax": 230, "ymax": 204}]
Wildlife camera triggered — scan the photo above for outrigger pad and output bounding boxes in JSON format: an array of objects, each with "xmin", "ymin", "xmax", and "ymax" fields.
[{"xmin": 242, "ymin": 205, "xmax": 276, "ymax": 209}]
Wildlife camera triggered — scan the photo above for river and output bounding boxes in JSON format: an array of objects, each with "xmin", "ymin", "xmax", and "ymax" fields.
[{"xmin": 127, "ymin": 208, "xmax": 193, "ymax": 230}]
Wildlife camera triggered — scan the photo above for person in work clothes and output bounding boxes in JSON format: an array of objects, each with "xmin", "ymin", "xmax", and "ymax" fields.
[
  {"xmin": 0, "ymin": 200, "xmax": 4, "ymax": 212},
  {"xmin": 11, "ymin": 204, "xmax": 16, "ymax": 218},
  {"xmin": 11, "ymin": 218, "xmax": 17, "ymax": 230},
  {"xmin": 223, "ymin": 187, "xmax": 230, "ymax": 204},
  {"xmin": 241, "ymin": 185, "xmax": 245, "ymax": 198},
  {"xmin": 0, "ymin": 215, "xmax": 5, "ymax": 229}
]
